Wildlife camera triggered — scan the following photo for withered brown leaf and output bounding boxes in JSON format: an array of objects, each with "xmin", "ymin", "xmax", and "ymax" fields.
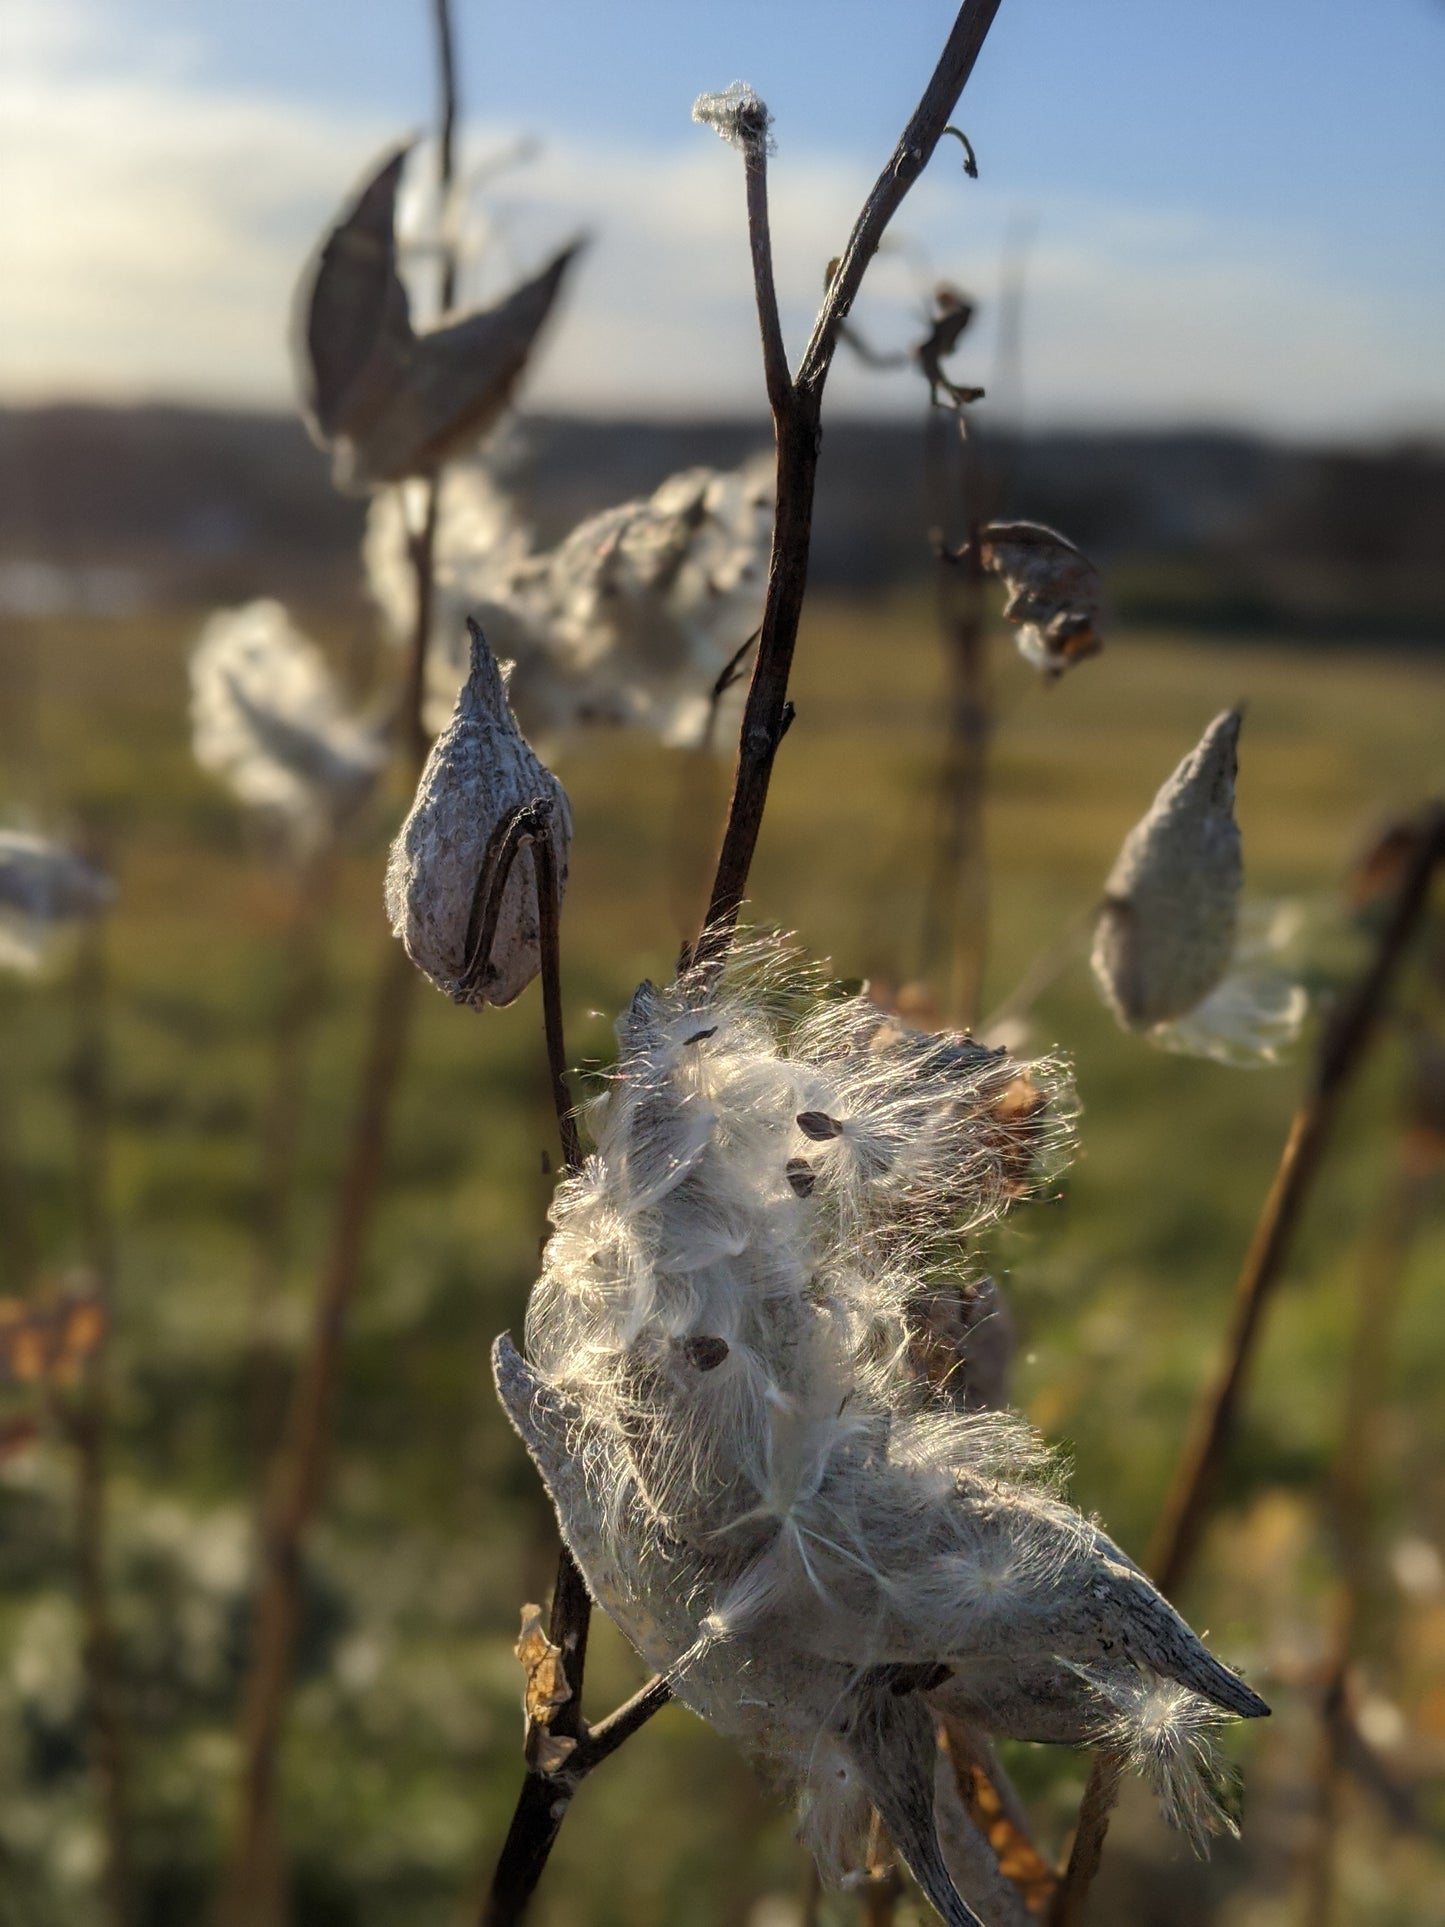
[
  {"xmin": 976, "ymin": 520, "xmax": 1104, "ymax": 680},
  {"xmin": 0, "ymin": 1292, "xmax": 106, "ymax": 1387},
  {"xmin": 916, "ymin": 285, "xmax": 981, "ymax": 407},
  {"xmin": 514, "ymin": 1604, "xmax": 578, "ymax": 1773}
]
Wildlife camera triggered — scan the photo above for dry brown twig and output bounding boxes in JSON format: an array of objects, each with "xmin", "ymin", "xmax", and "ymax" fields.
[
  {"xmin": 1053, "ymin": 801, "xmax": 1445, "ymax": 1923},
  {"xmin": 66, "ymin": 912, "xmax": 137, "ymax": 1927},
  {"xmin": 245, "ymin": 852, "xmax": 337, "ymax": 1472},
  {"xmin": 1148, "ymin": 802, "xmax": 1445, "ymax": 1597},
  {"xmin": 1299, "ymin": 1037, "xmax": 1444, "ymax": 1925},
  {"xmin": 920, "ymin": 409, "xmax": 991, "ymax": 1029},
  {"xmin": 220, "ymin": 8, "xmax": 465, "ymax": 1917},
  {"xmin": 476, "ymin": 799, "xmax": 670, "ymax": 1923},
  {"xmin": 701, "ymin": 0, "xmax": 1004, "ymax": 946}
]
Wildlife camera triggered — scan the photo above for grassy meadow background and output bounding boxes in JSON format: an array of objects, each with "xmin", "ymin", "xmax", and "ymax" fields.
[{"xmin": 0, "ymin": 578, "xmax": 1442, "ymax": 1923}]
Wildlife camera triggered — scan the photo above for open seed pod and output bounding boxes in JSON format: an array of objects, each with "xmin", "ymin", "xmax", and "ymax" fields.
[
  {"xmin": 497, "ymin": 940, "xmax": 1266, "ymax": 1919},
  {"xmin": 385, "ymin": 620, "xmax": 572, "ymax": 1008},
  {"xmin": 294, "ymin": 143, "xmax": 581, "ymax": 492}
]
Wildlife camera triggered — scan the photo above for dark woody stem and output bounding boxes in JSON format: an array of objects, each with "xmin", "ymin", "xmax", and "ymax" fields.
[
  {"xmin": 480, "ymin": 808, "xmax": 669, "ymax": 1927},
  {"xmin": 222, "ymin": 7, "xmax": 463, "ymax": 1916},
  {"xmin": 701, "ymin": 0, "xmax": 1004, "ymax": 948},
  {"xmin": 485, "ymin": 8, "xmax": 1009, "ymax": 1923}
]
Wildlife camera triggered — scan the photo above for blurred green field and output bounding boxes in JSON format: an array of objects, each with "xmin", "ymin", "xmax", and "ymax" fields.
[{"xmin": 0, "ymin": 595, "xmax": 1442, "ymax": 1926}]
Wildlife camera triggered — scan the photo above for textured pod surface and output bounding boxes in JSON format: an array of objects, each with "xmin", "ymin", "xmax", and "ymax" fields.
[
  {"xmin": 293, "ymin": 141, "xmax": 414, "ymax": 453},
  {"xmin": 385, "ymin": 622, "xmax": 571, "ymax": 1008},
  {"xmin": 497, "ymin": 940, "xmax": 1266, "ymax": 1904},
  {"xmin": 342, "ymin": 243, "xmax": 582, "ymax": 490},
  {"xmin": 1091, "ymin": 709, "xmax": 1243, "ymax": 1030}
]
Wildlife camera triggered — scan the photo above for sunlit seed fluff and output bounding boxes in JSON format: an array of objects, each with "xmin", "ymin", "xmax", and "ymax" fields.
[
  {"xmin": 1081, "ymin": 1671, "xmax": 1243, "ymax": 1852},
  {"xmin": 496, "ymin": 937, "xmax": 1266, "ymax": 1917},
  {"xmin": 692, "ymin": 82, "xmax": 774, "ymax": 155},
  {"xmin": 385, "ymin": 621, "xmax": 571, "ymax": 1009},
  {"xmin": 1091, "ymin": 709, "xmax": 1243, "ymax": 1031},
  {"xmin": 1153, "ymin": 900, "xmax": 1308, "ymax": 1068},
  {"xmin": 0, "ymin": 832, "xmax": 115, "ymax": 972},
  {"xmin": 364, "ymin": 453, "xmax": 773, "ymax": 747},
  {"xmin": 189, "ymin": 600, "xmax": 386, "ymax": 852}
]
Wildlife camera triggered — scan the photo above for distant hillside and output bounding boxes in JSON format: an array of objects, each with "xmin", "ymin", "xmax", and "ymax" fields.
[{"xmin": 1, "ymin": 404, "xmax": 1442, "ymax": 642}]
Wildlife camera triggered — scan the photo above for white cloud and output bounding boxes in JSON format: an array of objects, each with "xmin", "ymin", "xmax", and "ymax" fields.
[{"xmin": 2, "ymin": 0, "xmax": 1441, "ymax": 437}]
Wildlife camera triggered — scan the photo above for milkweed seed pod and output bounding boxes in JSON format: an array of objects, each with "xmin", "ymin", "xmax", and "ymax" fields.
[
  {"xmin": 190, "ymin": 601, "xmax": 387, "ymax": 855},
  {"xmin": 496, "ymin": 940, "xmax": 1266, "ymax": 1921},
  {"xmin": 976, "ymin": 522, "xmax": 1103, "ymax": 679},
  {"xmin": 533, "ymin": 456, "xmax": 773, "ymax": 744},
  {"xmin": 294, "ymin": 141, "xmax": 581, "ymax": 492},
  {"xmin": 0, "ymin": 833, "xmax": 115, "ymax": 972},
  {"xmin": 364, "ymin": 452, "xmax": 773, "ymax": 746},
  {"xmin": 1089, "ymin": 712, "xmax": 1305, "ymax": 1064},
  {"xmin": 385, "ymin": 621, "xmax": 571, "ymax": 1008},
  {"xmin": 1092, "ymin": 709, "xmax": 1242, "ymax": 1031}
]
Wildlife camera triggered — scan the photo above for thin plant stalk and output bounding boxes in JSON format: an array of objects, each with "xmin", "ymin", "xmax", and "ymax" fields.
[
  {"xmin": 0, "ymin": 1073, "xmax": 37, "ymax": 1293},
  {"xmin": 1048, "ymin": 1754, "xmax": 1122, "ymax": 1927},
  {"xmin": 1299, "ymin": 1127, "xmax": 1438, "ymax": 1926},
  {"xmin": 480, "ymin": 816, "xmax": 669, "ymax": 1925},
  {"xmin": 222, "ymin": 12, "xmax": 464, "ymax": 1910},
  {"xmin": 67, "ymin": 913, "xmax": 136, "ymax": 1927},
  {"xmin": 701, "ymin": 0, "xmax": 1004, "ymax": 946},
  {"xmin": 1056, "ymin": 804, "xmax": 1443, "ymax": 1923},
  {"xmin": 222, "ymin": 935, "xmax": 421, "ymax": 1925},
  {"xmin": 246, "ymin": 852, "xmax": 337, "ymax": 1471},
  {"xmin": 919, "ymin": 407, "xmax": 991, "ymax": 1028},
  {"xmin": 1147, "ymin": 805, "xmax": 1444, "ymax": 1598}
]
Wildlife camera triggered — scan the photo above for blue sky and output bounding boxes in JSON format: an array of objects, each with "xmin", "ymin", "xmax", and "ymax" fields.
[{"xmin": 4, "ymin": 0, "xmax": 1443, "ymax": 435}]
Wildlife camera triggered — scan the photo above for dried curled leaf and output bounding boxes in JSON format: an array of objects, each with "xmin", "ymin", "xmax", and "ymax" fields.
[
  {"xmin": 0, "ymin": 1292, "xmax": 106, "ymax": 1387},
  {"xmin": 916, "ymin": 286, "xmax": 981, "ymax": 407},
  {"xmin": 514, "ymin": 1605, "xmax": 577, "ymax": 1773},
  {"xmin": 385, "ymin": 620, "xmax": 572, "ymax": 1008},
  {"xmin": 977, "ymin": 521, "xmax": 1103, "ymax": 679},
  {"xmin": 0, "ymin": 1415, "xmax": 39, "ymax": 1465},
  {"xmin": 1091, "ymin": 709, "xmax": 1243, "ymax": 1030},
  {"xmin": 1347, "ymin": 811, "xmax": 1436, "ymax": 913},
  {"xmin": 294, "ymin": 144, "xmax": 581, "ymax": 491},
  {"xmin": 931, "ymin": 1737, "xmax": 1040, "ymax": 1925},
  {"xmin": 939, "ymin": 1725, "xmax": 1056, "ymax": 1914}
]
